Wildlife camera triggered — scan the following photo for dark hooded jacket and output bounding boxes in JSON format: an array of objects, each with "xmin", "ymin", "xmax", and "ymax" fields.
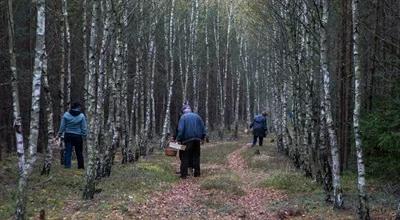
[
  {"xmin": 58, "ymin": 108, "xmax": 87, "ymax": 137},
  {"xmin": 177, "ymin": 112, "xmax": 206, "ymax": 144},
  {"xmin": 250, "ymin": 114, "xmax": 267, "ymax": 137}
]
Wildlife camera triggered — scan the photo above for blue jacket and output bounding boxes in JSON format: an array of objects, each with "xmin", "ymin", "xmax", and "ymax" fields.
[
  {"xmin": 177, "ymin": 112, "xmax": 206, "ymax": 144},
  {"xmin": 250, "ymin": 115, "xmax": 267, "ymax": 137},
  {"xmin": 58, "ymin": 110, "xmax": 87, "ymax": 137}
]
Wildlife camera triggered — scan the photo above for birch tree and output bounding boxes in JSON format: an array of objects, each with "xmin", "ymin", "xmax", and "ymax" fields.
[
  {"xmin": 160, "ymin": 0, "xmax": 176, "ymax": 149},
  {"xmin": 61, "ymin": 0, "xmax": 72, "ymax": 108},
  {"xmin": 321, "ymin": 0, "xmax": 343, "ymax": 208},
  {"xmin": 352, "ymin": 0, "xmax": 370, "ymax": 218},
  {"xmin": 83, "ymin": 0, "xmax": 99, "ymax": 200},
  {"xmin": 15, "ymin": 0, "xmax": 46, "ymax": 217},
  {"xmin": 41, "ymin": 51, "xmax": 55, "ymax": 176}
]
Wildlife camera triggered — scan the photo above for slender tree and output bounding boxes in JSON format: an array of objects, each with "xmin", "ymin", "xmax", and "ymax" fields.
[
  {"xmin": 352, "ymin": 0, "xmax": 370, "ymax": 218},
  {"xmin": 321, "ymin": 0, "xmax": 343, "ymax": 208},
  {"xmin": 15, "ymin": 0, "xmax": 46, "ymax": 217},
  {"xmin": 83, "ymin": 0, "xmax": 99, "ymax": 200}
]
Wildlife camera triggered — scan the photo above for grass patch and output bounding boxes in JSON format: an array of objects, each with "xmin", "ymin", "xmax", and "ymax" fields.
[
  {"xmin": 261, "ymin": 171, "xmax": 320, "ymax": 194},
  {"xmin": 201, "ymin": 143, "xmax": 239, "ymax": 164},
  {"xmin": 241, "ymin": 142, "xmax": 294, "ymax": 172},
  {"xmin": 0, "ymin": 151, "xmax": 178, "ymax": 219},
  {"xmin": 200, "ymin": 172, "xmax": 244, "ymax": 196}
]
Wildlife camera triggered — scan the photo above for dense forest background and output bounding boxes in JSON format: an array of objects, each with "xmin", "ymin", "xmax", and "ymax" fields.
[{"xmin": 0, "ymin": 0, "xmax": 399, "ymax": 219}]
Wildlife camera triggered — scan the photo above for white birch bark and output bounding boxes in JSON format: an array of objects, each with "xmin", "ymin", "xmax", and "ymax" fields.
[
  {"xmin": 244, "ymin": 42, "xmax": 252, "ymax": 125},
  {"xmin": 143, "ymin": 2, "xmax": 157, "ymax": 156},
  {"xmin": 61, "ymin": 0, "xmax": 72, "ymax": 107},
  {"xmin": 191, "ymin": 0, "xmax": 200, "ymax": 112},
  {"xmin": 352, "ymin": 0, "xmax": 370, "ymax": 218},
  {"xmin": 214, "ymin": 0, "xmax": 224, "ymax": 137},
  {"xmin": 321, "ymin": 0, "xmax": 343, "ymax": 208},
  {"xmin": 83, "ymin": 0, "xmax": 89, "ymax": 106},
  {"xmin": 95, "ymin": 0, "xmax": 112, "ymax": 178},
  {"xmin": 8, "ymin": 0, "xmax": 26, "ymax": 216},
  {"xmin": 15, "ymin": 0, "xmax": 45, "ymax": 217},
  {"xmin": 222, "ymin": 0, "xmax": 233, "ymax": 132},
  {"xmin": 41, "ymin": 51, "xmax": 55, "ymax": 176},
  {"xmin": 83, "ymin": 0, "xmax": 99, "ymax": 200},
  {"xmin": 205, "ymin": 3, "xmax": 210, "ymax": 129},
  {"xmin": 160, "ymin": 0, "xmax": 176, "ymax": 149}
]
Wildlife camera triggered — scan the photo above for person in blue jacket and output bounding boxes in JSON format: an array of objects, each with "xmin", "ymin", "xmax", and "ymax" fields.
[
  {"xmin": 58, "ymin": 102, "xmax": 87, "ymax": 169},
  {"xmin": 176, "ymin": 104, "xmax": 206, "ymax": 179},
  {"xmin": 250, "ymin": 112, "xmax": 268, "ymax": 147}
]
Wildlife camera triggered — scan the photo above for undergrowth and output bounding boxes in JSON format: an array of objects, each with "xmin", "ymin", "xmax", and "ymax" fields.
[{"xmin": 0, "ymin": 151, "xmax": 177, "ymax": 219}]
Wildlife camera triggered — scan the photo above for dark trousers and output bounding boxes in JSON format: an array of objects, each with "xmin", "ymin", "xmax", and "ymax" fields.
[
  {"xmin": 253, "ymin": 135, "xmax": 264, "ymax": 146},
  {"xmin": 64, "ymin": 133, "xmax": 84, "ymax": 169},
  {"xmin": 180, "ymin": 140, "xmax": 200, "ymax": 177}
]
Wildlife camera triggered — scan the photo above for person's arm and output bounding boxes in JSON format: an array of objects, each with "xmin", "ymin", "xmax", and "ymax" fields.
[
  {"xmin": 81, "ymin": 115, "xmax": 87, "ymax": 137},
  {"xmin": 58, "ymin": 114, "xmax": 65, "ymax": 137},
  {"xmin": 199, "ymin": 117, "xmax": 206, "ymax": 140},
  {"xmin": 176, "ymin": 117, "xmax": 185, "ymax": 143}
]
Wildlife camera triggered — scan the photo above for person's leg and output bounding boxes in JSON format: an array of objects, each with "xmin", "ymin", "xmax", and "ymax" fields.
[
  {"xmin": 192, "ymin": 140, "xmax": 201, "ymax": 177},
  {"xmin": 73, "ymin": 135, "xmax": 84, "ymax": 169},
  {"xmin": 259, "ymin": 136, "xmax": 264, "ymax": 146},
  {"xmin": 64, "ymin": 135, "xmax": 72, "ymax": 168},
  {"xmin": 253, "ymin": 135, "xmax": 257, "ymax": 146},
  {"xmin": 180, "ymin": 143, "xmax": 192, "ymax": 178}
]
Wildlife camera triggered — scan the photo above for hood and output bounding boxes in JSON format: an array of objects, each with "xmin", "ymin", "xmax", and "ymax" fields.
[
  {"xmin": 69, "ymin": 108, "xmax": 82, "ymax": 116},
  {"xmin": 254, "ymin": 115, "xmax": 265, "ymax": 122}
]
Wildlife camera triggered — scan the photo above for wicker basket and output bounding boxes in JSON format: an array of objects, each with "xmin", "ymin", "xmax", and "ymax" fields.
[{"xmin": 164, "ymin": 147, "xmax": 177, "ymax": 156}]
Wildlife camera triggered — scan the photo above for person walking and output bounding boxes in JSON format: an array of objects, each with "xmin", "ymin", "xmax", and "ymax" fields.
[
  {"xmin": 58, "ymin": 102, "xmax": 87, "ymax": 169},
  {"xmin": 176, "ymin": 105, "xmax": 206, "ymax": 179},
  {"xmin": 250, "ymin": 112, "xmax": 268, "ymax": 147}
]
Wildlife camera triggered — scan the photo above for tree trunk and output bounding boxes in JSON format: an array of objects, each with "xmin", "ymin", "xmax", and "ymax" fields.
[
  {"xmin": 160, "ymin": 0, "xmax": 176, "ymax": 149},
  {"xmin": 191, "ymin": 0, "xmax": 199, "ymax": 112},
  {"xmin": 321, "ymin": 0, "xmax": 343, "ymax": 208},
  {"xmin": 82, "ymin": 0, "xmax": 99, "ymax": 200},
  {"xmin": 16, "ymin": 0, "xmax": 46, "ymax": 217},
  {"xmin": 204, "ymin": 4, "xmax": 210, "ymax": 130},
  {"xmin": 41, "ymin": 51, "xmax": 55, "ymax": 176},
  {"xmin": 352, "ymin": 0, "xmax": 370, "ymax": 218},
  {"xmin": 61, "ymin": 0, "xmax": 72, "ymax": 108}
]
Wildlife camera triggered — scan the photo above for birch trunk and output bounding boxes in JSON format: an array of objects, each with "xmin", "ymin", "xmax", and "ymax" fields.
[
  {"xmin": 214, "ymin": 0, "xmax": 224, "ymax": 137},
  {"xmin": 83, "ymin": 0, "xmax": 99, "ymax": 200},
  {"xmin": 62, "ymin": 0, "xmax": 72, "ymax": 108},
  {"xmin": 15, "ymin": 0, "xmax": 46, "ymax": 217},
  {"xmin": 205, "ymin": 4, "xmax": 210, "ymax": 129},
  {"xmin": 8, "ymin": 0, "xmax": 26, "ymax": 216},
  {"xmin": 233, "ymin": 37, "xmax": 243, "ymax": 138},
  {"xmin": 221, "ymin": 0, "xmax": 233, "ymax": 133},
  {"xmin": 321, "ymin": 0, "xmax": 343, "ymax": 208},
  {"xmin": 143, "ymin": 3, "xmax": 157, "ymax": 156},
  {"xmin": 95, "ymin": 0, "xmax": 112, "ymax": 179},
  {"xmin": 191, "ymin": 0, "xmax": 199, "ymax": 112},
  {"xmin": 7, "ymin": 0, "xmax": 25, "ymax": 181},
  {"xmin": 244, "ymin": 42, "xmax": 252, "ymax": 125},
  {"xmin": 160, "ymin": 0, "xmax": 176, "ymax": 149},
  {"xmin": 41, "ymin": 51, "xmax": 55, "ymax": 176},
  {"xmin": 352, "ymin": 0, "xmax": 370, "ymax": 218},
  {"xmin": 83, "ymin": 0, "xmax": 89, "ymax": 106}
]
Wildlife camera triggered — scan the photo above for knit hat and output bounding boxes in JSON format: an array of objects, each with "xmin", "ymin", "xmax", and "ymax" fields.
[{"xmin": 182, "ymin": 104, "xmax": 192, "ymax": 114}]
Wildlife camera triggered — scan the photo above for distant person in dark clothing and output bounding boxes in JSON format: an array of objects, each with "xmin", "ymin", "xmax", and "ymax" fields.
[
  {"xmin": 58, "ymin": 102, "xmax": 87, "ymax": 169},
  {"xmin": 177, "ymin": 105, "xmax": 206, "ymax": 179},
  {"xmin": 250, "ymin": 112, "xmax": 268, "ymax": 147}
]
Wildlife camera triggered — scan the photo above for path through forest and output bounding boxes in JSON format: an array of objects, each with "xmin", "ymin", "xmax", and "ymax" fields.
[{"xmin": 132, "ymin": 142, "xmax": 289, "ymax": 219}]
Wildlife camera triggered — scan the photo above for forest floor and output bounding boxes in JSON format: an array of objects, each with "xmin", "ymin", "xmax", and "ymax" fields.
[{"xmin": 0, "ymin": 134, "xmax": 398, "ymax": 219}]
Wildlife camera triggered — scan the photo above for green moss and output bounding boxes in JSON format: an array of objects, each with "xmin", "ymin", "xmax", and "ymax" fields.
[
  {"xmin": 200, "ymin": 172, "xmax": 244, "ymax": 196},
  {"xmin": 261, "ymin": 171, "xmax": 320, "ymax": 194},
  {"xmin": 201, "ymin": 143, "xmax": 239, "ymax": 164}
]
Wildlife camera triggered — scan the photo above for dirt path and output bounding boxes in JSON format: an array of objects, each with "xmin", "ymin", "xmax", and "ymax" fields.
[{"xmin": 131, "ymin": 143, "xmax": 286, "ymax": 220}]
